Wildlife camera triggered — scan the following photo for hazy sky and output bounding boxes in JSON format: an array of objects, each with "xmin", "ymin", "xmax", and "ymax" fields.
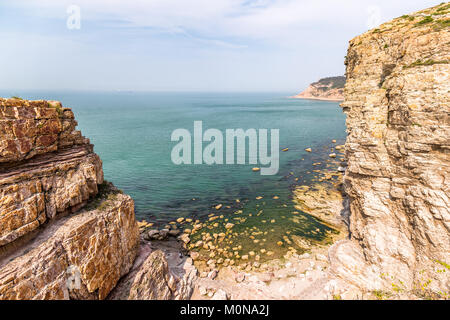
[{"xmin": 0, "ymin": 0, "xmax": 438, "ymax": 92}]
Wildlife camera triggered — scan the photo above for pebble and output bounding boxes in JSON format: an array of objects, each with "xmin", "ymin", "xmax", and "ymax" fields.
[
  {"xmin": 235, "ymin": 273, "xmax": 245, "ymax": 283},
  {"xmin": 208, "ymin": 270, "xmax": 218, "ymax": 280},
  {"xmin": 194, "ymin": 240, "xmax": 203, "ymax": 247},
  {"xmin": 260, "ymin": 272, "xmax": 274, "ymax": 283},
  {"xmin": 146, "ymin": 229, "xmax": 160, "ymax": 240},
  {"xmin": 211, "ymin": 289, "xmax": 229, "ymax": 300},
  {"xmin": 190, "ymin": 251, "xmax": 200, "ymax": 260},
  {"xmin": 179, "ymin": 234, "xmax": 190, "ymax": 244},
  {"xmin": 168, "ymin": 229, "xmax": 180, "ymax": 237},
  {"xmin": 215, "ymin": 204, "xmax": 223, "ymax": 210},
  {"xmin": 199, "ymin": 286, "xmax": 207, "ymax": 295},
  {"xmin": 315, "ymin": 253, "xmax": 328, "ymax": 262}
]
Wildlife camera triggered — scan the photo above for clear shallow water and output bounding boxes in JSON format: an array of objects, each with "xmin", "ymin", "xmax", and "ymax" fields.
[{"xmin": 1, "ymin": 91, "xmax": 346, "ymax": 259}]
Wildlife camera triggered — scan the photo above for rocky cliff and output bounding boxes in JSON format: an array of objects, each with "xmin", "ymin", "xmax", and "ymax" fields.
[
  {"xmin": 293, "ymin": 76, "xmax": 345, "ymax": 101},
  {"xmin": 0, "ymin": 97, "xmax": 195, "ymax": 300},
  {"xmin": 0, "ymin": 97, "xmax": 141, "ymax": 299},
  {"xmin": 341, "ymin": 3, "xmax": 449, "ymax": 294}
]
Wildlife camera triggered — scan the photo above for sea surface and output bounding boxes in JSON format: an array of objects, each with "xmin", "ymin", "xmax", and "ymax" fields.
[{"xmin": 1, "ymin": 91, "xmax": 346, "ymax": 258}]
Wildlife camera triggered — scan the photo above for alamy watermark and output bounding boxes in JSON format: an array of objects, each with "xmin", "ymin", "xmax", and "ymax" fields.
[
  {"xmin": 66, "ymin": 265, "xmax": 81, "ymax": 290},
  {"xmin": 66, "ymin": 5, "xmax": 81, "ymax": 30},
  {"xmin": 171, "ymin": 121, "xmax": 280, "ymax": 175}
]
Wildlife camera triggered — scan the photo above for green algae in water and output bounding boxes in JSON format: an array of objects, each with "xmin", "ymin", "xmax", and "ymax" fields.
[{"xmin": 176, "ymin": 143, "xmax": 345, "ymax": 264}]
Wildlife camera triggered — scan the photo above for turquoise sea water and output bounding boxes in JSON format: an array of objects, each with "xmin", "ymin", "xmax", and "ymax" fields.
[{"xmin": 1, "ymin": 91, "xmax": 346, "ymax": 258}]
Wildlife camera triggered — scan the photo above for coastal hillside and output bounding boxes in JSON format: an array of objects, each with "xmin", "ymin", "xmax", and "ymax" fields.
[
  {"xmin": 341, "ymin": 2, "xmax": 449, "ymax": 295},
  {"xmin": 293, "ymin": 76, "xmax": 345, "ymax": 101}
]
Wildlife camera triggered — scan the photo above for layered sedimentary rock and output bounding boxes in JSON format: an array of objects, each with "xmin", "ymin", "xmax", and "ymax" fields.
[
  {"xmin": 0, "ymin": 98, "xmax": 104, "ymax": 251},
  {"xmin": 0, "ymin": 146, "xmax": 103, "ymax": 250},
  {"xmin": 342, "ymin": 3, "xmax": 449, "ymax": 291},
  {"xmin": 0, "ymin": 97, "xmax": 140, "ymax": 299},
  {"xmin": 293, "ymin": 76, "xmax": 345, "ymax": 101},
  {"xmin": 0, "ymin": 187, "xmax": 139, "ymax": 299},
  {"xmin": 0, "ymin": 98, "xmax": 88, "ymax": 163}
]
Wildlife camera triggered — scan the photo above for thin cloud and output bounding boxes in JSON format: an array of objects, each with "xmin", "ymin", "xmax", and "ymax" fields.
[{"xmin": 7, "ymin": 0, "xmax": 441, "ymax": 42}]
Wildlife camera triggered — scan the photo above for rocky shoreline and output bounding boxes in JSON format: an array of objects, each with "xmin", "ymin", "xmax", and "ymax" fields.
[{"xmin": 134, "ymin": 142, "xmax": 358, "ymax": 300}]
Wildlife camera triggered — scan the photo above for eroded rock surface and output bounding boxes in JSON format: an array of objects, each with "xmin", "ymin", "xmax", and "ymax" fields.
[
  {"xmin": 0, "ymin": 146, "xmax": 103, "ymax": 250},
  {"xmin": 341, "ymin": 3, "xmax": 449, "ymax": 292},
  {"xmin": 0, "ymin": 98, "xmax": 140, "ymax": 300},
  {"xmin": 0, "ymin": 98, "xmax": 88, "ymax": 163},
  {"xmin": 0, "ymin": 189, "xmax": 139, "ymax": 300},
  {"xmin": 108, "ymin": 240, "xmax": 197, "ymax": 300}
]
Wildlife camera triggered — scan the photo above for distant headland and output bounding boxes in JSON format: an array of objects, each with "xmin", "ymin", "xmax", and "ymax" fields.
[{"xmin": 292, "ymin": 76, "xmax": 345, "ymax": 101}]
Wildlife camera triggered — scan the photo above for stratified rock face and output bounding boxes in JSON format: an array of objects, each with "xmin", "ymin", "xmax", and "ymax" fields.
[
  {"xmin": 342, "ymin": 3, "xmax": 449, "ymax": 290},
  {"xmin": 0, "ymin": 98, "xmax": 140, "ymax": 299},
  {"xmin": 0, "ymin": 147, "xmax": 103, "ymax": 248},
  {"xmin": 293, "ymin": 76, "xmax": 345, "ymax": 101},
  {"xmin": 0, "ymin": 190, "xmax": 139, "ymax": 300},
  {"xmin": 0, "ymin": 98, "xmax": 104, "ymax": 250},
  {"xmin": 0, "ymin": 98, "xmax": 88, "ymax": 163}
]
